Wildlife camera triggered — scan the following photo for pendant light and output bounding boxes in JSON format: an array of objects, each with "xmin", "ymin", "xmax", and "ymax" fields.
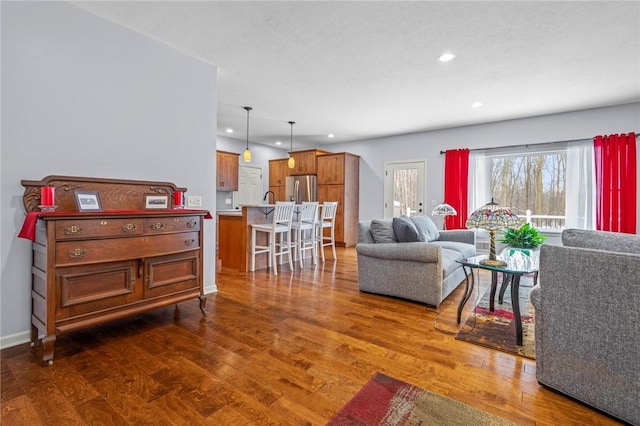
[
  {"xmin": 287, "ymin": 121, "xmax": 296, "ymax": 169},
  {"xmin": 243, "ymin": 106, "xmax": 252, "ymax": 162}
]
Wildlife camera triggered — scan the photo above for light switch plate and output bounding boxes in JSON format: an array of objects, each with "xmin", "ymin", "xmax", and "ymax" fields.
[{"xmin": 187, "ymin": 195, "xmax": 202, "ymax": 208}]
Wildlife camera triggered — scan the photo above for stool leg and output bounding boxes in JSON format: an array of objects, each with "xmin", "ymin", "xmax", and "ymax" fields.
[
  {"xmin": 250, "ymin": 228, "xmax": 256, "ymax": 272},
  {"xmin": 297, "ymin": 229, "xmax": 304, "ymax": 269},
  {"xmin": 271, "ymin": 231, "xmax": 278, "ymax": 275},
  {"xmin": 330, "ymin": 226, "xmax": 336, "ymax": 260},
  {"xmin": 320, "ymin": 227, "xmax": 326, "ymax": 263}
]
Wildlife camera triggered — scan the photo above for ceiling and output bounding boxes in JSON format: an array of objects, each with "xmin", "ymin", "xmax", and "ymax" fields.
[{"xmin": 70, "ymin": 1, "xmax": 640, "ymax": 149}]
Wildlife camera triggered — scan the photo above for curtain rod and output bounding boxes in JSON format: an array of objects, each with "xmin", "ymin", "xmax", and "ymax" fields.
[{"xmin": 439, "ymin": 132, "xmax": 638, "ymax": 155}]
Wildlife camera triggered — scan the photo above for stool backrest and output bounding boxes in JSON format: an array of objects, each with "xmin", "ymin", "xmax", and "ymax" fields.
[
  {"xmin": 320, "ymin": 201, "xmax": 338, "ymax": 223},
  {"xmin": 298, "ymin": 201, "xmax": 319, "ymax": 225},
  {"xmin": 274, "ymin": 201, "xmax": 295, "ymax": 226}
]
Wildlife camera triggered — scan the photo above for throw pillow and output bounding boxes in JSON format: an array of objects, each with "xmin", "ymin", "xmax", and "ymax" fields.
[
  {"xmin": 370, "ymin": 219, "xmax": 398, "ymax": 243},
  {"xmin": 411, "ymin": 215, "xmax": 440, "ymax": 242},
  {"xmin": 392, "ymin": 216, "xmax": 420, "ymax": 242}
]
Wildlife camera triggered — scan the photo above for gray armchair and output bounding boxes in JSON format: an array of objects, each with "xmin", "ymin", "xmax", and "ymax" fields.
[{"xmin": 531, "ymin": 229, "xmax": 640, "ymax": 425}]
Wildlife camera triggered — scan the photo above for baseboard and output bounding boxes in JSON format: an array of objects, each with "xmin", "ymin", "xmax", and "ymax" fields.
[
  {"xmin": 0, "ymin": 331, "xmax": 31, "ymax": 350},
  {"xmin": 204, "ymin": 283, "xmax": 218, "ymax": 295}
]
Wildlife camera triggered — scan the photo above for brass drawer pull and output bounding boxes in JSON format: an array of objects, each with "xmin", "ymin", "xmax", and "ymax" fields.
[
  {"xmin": 122, "ymin": 223, "xmax": 137, "ymax": 233},
  {"xmin": 68, "ymin": 248, "xmax": 86, "ymax": 258},
  {"xmin": 151, "ymin": 222, "xmax": 165, "ymax": 230},
  {"xmin": 186, "ymin": 220, "xmax": 197, "ymax": 229},
  {"xmin": 64, "ymin": 225, "xmax": 82, "ymax": 235},
  {"xmin": 184, "ymin": 239, "xmax": 195, "ymax": 246}
]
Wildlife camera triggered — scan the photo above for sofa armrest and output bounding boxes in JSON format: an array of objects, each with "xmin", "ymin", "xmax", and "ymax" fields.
[
  {"xmin": 356, "ymin": 242, "xmax": 441, "ymax": 263},
  {"xmin": 437, "ymin": 230, "xmax": 475, "ymax": 245}
]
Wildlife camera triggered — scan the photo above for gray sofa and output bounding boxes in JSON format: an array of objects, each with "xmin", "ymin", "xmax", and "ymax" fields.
[
  {"xmin": 356, "ymin": 217, "xmax": 476, "ymax": 307},
  {"xmin": 531, "ymin": 229, "xmax": 640, "ymax": 425}
]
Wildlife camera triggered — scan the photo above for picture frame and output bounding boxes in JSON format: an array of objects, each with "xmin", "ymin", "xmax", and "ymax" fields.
[
  {"xmin": 74, "ymin": 190, "xmax": 102, "ymax": 212},
  {"xmin": 144, "ymin": 193, "xmax": 169, "ymax": 209}
]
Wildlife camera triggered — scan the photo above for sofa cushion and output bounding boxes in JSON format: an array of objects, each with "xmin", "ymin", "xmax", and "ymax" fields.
[
  {"xmin": 431, "ymin": 240, "xmax": 476, "ymax": 259},
  {"xmin": 393, "ymin": 216, "xmax": 420, "ymax": 242},
  {"xmin": 562, "ymin": 228, "xmax": 640, "ymax": 255},
  {"xmin": 441, "ymin": 248, "xmax": 464, "ymax": 277},
  {"xmin": 411, "ymin": 215, "xmax": 440, "ymax": 242},
  {"xmin": 370, "ymin": 219, "xmax": 398, "ymax": 243}
]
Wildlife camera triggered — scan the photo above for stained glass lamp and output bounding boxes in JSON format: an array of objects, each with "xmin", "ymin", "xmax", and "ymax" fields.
[
  {"xmin": 465, "ymin": 199, "xmax": 521, "ymax": 267},
  {"xmin": 431, "ymin": 202, "xmax": 457, "ymax": 230}
]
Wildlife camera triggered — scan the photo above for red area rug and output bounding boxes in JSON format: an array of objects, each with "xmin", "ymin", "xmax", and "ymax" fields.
[
  {"xmin": 455, "ymin": 275, "xmax": 535, "ymax": 359},
  {"xmin": 327, "ymin": 372, "xmax": 517, "ymax": 425}
]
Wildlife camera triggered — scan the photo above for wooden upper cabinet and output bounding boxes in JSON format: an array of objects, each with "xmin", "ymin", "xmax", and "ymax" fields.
[
  {"xmin": 216, "ymin": 151, "xmax": 239, "ymax": 191},
  {"xmin": 289, "ymin": 149, "xmax": 330, "ymax": 175},
  {"xmin": 269, "ymin": 158, "xmax": 291, "ymax": 187},
  {"xmin": 317, "ymin": 154, "xmax": 345, "ymax": 184}
]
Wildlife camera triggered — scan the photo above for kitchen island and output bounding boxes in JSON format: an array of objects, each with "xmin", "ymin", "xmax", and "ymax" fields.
[{"xmin": 218, "ymin": 205, "xmax": 287, "ymax": 271}]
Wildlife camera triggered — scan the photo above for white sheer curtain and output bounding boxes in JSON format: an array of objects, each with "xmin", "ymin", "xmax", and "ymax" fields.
[
  {"xmin": 468, "ymin": 150, "xmax": 491, "ymax": 212},
  {"xmin": 565, "ymin": 140, "xmax": 595, "ymax": 229}
]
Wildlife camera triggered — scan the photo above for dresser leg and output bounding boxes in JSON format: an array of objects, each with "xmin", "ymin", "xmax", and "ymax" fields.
[
  {"xmin": 199, "ymin": 295, "xmax": 207, "ymax": 314},
  {"xmin": 174, "ymin": 304, "xmax": 181, "ymax": 319},
  {"xmin": 42, "ymin": 335, "xmax": 56, "ymax": 366}
]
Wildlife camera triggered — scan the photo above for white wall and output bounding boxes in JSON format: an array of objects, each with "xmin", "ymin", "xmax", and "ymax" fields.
[
  {"xmin": 1, "ymin": 2, "xmax": 218, "ymax": 348},
  {"xmin": 317, "ymin": 103, "xmax": 640, "ymax": 232}
]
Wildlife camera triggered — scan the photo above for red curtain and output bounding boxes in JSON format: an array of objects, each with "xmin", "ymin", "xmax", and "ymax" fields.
[
  {"xmin": 444, "ymin": 149, "xmax": 470, "ymax": 229},
  {"xmin": 594, "ymin": 133, "xmax": 637, "ymax": 233}
]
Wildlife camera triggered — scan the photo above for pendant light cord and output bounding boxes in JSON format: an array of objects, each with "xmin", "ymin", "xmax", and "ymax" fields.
[{"xmin": 289, "ymin": 121, "xmax": 295, "ymax": 154}]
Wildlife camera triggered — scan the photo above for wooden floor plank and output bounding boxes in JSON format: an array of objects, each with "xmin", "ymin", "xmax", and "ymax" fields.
[{"xmin": 0, "ymin": 247, "xmax": 625, "ymax": 425}]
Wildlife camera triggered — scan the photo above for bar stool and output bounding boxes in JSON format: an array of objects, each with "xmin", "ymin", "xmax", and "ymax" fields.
[
  {"xmin": 317, "ymin": 201, "xmax": 338, "ymax": 262},
  {"xmin": 291, "ymin": 201, "xmax": 319, "ymax": 268},
  {"xmin": 250, "ymin": 201, "xmax": 295, "ymax": 275}
]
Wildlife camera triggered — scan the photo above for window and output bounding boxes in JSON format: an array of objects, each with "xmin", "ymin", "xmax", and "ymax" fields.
[
  {"xmin": 469, "ymin": 140, "xmax": 594, "ymax": 231},
  {"xmin": 490, "ymin": 151, "xmax": 566, "ymax": 230}
]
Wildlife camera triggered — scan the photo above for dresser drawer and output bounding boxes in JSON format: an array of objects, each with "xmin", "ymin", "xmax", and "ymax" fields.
[
  {"xmin": 55, "ymin": 232, "xmax": 200, "ymax": 265},
  {"xmin": 56, "ymin": 218, "xmax": 144, "ymax": 240},
  {"xmin": 144, "ymin": 216, "xmax": 200, "ymax": 234}
]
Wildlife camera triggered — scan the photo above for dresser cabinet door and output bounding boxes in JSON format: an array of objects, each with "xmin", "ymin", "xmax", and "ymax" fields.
[
  {"xmin": 144, "ymin": 251, "xmax": 200, "ymax": 298},
  {"xmin": 55, "ymin": 260, "xmax": 141, "ymax": 320}
]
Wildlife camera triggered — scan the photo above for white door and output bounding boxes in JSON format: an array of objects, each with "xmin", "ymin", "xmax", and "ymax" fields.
[
  {"xmin": 383, "ymin": 160, "xmax": 426, "ymax": 219},
  {"xmin": 233, "ymin": 166, "xmax": 263, "ymax": 209}
]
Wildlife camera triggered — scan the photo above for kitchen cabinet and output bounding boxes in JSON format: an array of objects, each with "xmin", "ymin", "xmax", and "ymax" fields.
[
  {"xmin": 216, "ymin": 150, "xmax": 239, "ymax": 191},
  {"xmin": 289, "ymin": 149, "xmax": 329, "ymax": 175},
  {"xmin": 317, "ymin": 153, "xmax": 360, "ymax": 247},
  {"xmin": 268, "ymin": 158, "xmax": 291, "ymax": 201}
]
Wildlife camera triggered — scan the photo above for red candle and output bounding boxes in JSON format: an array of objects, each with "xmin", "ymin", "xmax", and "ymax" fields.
[
  {"xmin": 40, "ymin": 186, "xmax": 55, "ymax": 206},
  {"xmin": 173, "ymin": 191, "xmax": 183, "ymax": 207}
]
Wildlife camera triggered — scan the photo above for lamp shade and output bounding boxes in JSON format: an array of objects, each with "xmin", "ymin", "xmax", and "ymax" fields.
[
  {"xmin": 465, "ymin": 199, "xmax": 520, "ymax": 231},
  {"xmin": 466, "ymin": 199, "xmax": 520, "ymax": 266},
  {"xmin": 432, "ymin": 202, "xmax": 457, "ymax": 217}
]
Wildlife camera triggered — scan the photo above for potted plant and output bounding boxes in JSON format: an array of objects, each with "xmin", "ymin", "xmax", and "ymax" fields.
[{"xmin": 499, "ymin": 222, "xmax": 546, "ymax": 254}]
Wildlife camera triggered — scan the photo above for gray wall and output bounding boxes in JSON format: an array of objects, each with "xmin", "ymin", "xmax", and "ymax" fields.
[
  {"xmin": 1, "ymin": 2, "xmax": 218, "ymax": 348},
  {"xmin": 316, "ymin": 103, "xmax": 640, "ymax": 231}
]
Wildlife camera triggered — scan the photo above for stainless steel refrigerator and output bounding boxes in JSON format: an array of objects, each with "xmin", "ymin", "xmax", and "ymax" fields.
[{"xmin": 285, "ymin": 175, "xmax": 317, "ymax": 203}]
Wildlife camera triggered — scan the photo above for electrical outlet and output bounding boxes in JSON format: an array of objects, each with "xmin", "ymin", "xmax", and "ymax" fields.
[
  {"xmin": 187, "ymin": 195, "xmax": 202, "ymax": 208},
  {"xmin": 225, "ymin": 198, "xmax": 232, "ymax": 205}
]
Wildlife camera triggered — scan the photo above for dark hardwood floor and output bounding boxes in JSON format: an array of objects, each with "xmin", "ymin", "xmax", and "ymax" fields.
[{"xmin": 1, "ymin": 247, "xmax": 623, "ymax": 425}]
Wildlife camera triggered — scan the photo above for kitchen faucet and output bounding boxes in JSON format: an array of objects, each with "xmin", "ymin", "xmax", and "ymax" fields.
[{"xmin": 263, "ymin": 191, "xmax": 275, "ymax": 204}]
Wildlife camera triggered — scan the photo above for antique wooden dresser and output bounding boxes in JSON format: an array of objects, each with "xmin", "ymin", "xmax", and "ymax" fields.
[{"xmin": 20, "ymin": 176, "xmax": 209, "ymax": 365}]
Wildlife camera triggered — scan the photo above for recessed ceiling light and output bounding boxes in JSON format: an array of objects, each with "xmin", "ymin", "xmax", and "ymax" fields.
[
  {"xmin": 275, "ymin": 141, "xmax": 282, "ymax": 146},
  {"xmin": 226, "ymin": 128, "xmax": 233, "ymax": 133},
  {"xmin": 328, "ymin": 134, "xmax": 335, "ymax": 138},
  {"xmin": 438, "ymin": 53, "xmax": 456, "ymax": 62},
  {"xmin": 472, "ymin": 101, "xmax": 483, "ymax": 108}
]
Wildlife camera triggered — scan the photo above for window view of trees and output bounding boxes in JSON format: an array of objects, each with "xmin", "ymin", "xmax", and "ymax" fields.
[
  {"xmin": 393, "ymin": 169, "xmax": 418, "ymax": 216},
  {"xmin": 490, "ymin": 152, "xmax": 566, "ymax": 229}
]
